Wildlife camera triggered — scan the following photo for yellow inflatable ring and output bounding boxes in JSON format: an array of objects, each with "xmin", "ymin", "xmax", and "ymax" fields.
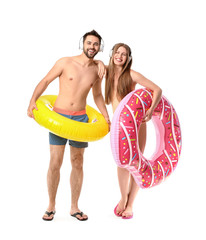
[{"xmin": 33, "ymin": 95, "xmax": 109, "ymax": 142}]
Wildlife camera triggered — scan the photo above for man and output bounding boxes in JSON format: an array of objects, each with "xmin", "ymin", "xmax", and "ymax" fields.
[{"xmin": 27, "ymin": 30, "xmax": 110, "ymax": 221}]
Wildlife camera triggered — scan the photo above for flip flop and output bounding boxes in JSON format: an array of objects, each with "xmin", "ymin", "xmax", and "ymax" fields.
[
  {"xmin": 122, "ymin": 213, "xmax": 133, "ymax": 219},
  {"xmin": 114, "ymin": 204, "xmax": 124, "ymax": 217},
  {"xmin": 42, "ymin": 211, "xmax": 56, "ymax": 221},
  {"xmin": 71, "ymin": 212, "xmax": 88, "ymax": 221}
]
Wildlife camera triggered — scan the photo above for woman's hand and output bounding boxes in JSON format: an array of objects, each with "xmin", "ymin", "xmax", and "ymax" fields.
[
  {"xmin": 104, "ymin": 116, "xmax": 111, "ymax": 131},
  {"xmin": 142, "ymin": 108, "xmax": 153, "ymax": 122}
]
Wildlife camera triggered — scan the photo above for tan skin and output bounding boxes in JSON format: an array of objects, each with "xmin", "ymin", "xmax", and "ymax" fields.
[
  {"xmin": 27, "ymin": 35, "xmax": 110, "ymax": 220},
  {"xmin": 109, "ymin": 46, "xmax": 162, "ymax": 218}
]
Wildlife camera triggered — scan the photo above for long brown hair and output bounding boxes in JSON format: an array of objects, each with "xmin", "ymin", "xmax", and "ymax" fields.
[{"xmin": 105, "ymin": 43, "xmax": 133, "ymax": 104}]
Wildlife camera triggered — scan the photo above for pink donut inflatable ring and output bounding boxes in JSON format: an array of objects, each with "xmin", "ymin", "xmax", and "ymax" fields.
[{"xmin": 110, "ymin": 88, "xmax": 182, "ymax": 189}]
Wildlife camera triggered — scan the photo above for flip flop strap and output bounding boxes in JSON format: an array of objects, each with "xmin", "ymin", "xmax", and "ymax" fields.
[
  {"xmin": 71, "ymin": 212, "xmax": 83, "ymax": 217},
  {"xmin": 45, "ymin": 211, "xmax": 55, "ymax": 217}
]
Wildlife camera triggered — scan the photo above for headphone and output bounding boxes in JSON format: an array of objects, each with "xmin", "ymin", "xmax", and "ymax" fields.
[
  {"xmin": 79, "ymin": 36, "xmax": 104, "ymax": 52},
  {"xmin": 109, "ymin": 46, "xmax": 132, "ymax": 62}
]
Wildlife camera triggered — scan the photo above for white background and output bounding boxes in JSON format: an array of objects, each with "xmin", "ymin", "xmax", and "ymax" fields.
[{"xmin": 0, "ymin": 0, "xmax": 205, "ymax": 239}]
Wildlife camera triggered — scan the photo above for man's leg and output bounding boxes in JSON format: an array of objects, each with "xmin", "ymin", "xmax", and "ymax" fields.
[
  {"xmin": 43, "ymin": 144, "xmax": 65, "ymax": 220},
  {"xmin": 69, "ymin": 146, "xmax": 88, "ymax": 220}
]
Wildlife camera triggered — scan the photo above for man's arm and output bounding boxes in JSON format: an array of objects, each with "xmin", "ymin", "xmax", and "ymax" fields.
[
  {"xmin": 94, "ymin": 60, "xmax": 106, "ymax": 80},
  {"xmin": 92, "ymin": 77, "xmax": 110, "ymax": 126},
  {"xmin": 27, "ymin": 58, "xmax": 64, "ymax": 118}
]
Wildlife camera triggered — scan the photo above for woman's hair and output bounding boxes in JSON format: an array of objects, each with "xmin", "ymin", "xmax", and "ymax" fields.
[{"xmin": 105, "ymin": 43, "xmax": 133, "ymax": 104}]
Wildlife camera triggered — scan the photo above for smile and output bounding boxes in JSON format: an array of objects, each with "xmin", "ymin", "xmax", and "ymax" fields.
[
  {"xmin": 88, "ymin": 49, "xmax": 95, "ymax": 53},
  {"xmin": 115, "ymin": 58, "xmax": 123, "ymax": 62}
]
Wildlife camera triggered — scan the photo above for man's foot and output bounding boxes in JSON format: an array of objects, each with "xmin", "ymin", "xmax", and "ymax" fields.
[
  {"xmin": 70, "ymin": 209, "xmax": 88, "ymax": 221},
  {"xmin": 122, "ymin": 206, "xmax": 133, "ymax": 219},
  {"xmin": 42, "ymin": 210, "xmax": 56, "ymax": 221}
]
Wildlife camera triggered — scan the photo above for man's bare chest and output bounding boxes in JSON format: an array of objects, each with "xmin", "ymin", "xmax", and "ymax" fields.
[
  {"xmin": 67, "ymin": 62, "xmax": 97, "ymax": 76},
  {"xmin": 61, "ymin": 66, "xmax": 97, "ymax": 87}
]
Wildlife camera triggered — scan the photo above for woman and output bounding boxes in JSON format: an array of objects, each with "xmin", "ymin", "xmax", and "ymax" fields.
[{"xmin": 105, "ymin": 43, "xmax": 162, "ymax": 219}]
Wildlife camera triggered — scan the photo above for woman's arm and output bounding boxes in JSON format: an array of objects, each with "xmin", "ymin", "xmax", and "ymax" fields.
[{"xmin": 130, "ymin": 69, "xmax": 162, "ymax": 122}]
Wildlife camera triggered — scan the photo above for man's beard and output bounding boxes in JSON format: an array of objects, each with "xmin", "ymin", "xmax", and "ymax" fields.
[{"xmin": 83, "ymin": 48, "xmax": 98, "ymax": 59}]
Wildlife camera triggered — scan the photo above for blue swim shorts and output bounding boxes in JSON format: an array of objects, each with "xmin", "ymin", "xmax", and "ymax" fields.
[{"xmin": 49, "ymin": 109, "xmax": 89, "ymax": 148}]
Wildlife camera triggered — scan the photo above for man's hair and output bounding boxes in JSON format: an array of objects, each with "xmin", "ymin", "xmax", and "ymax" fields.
[{"xmin": 83, "ymin": 30, "xmax": 102, "ymax": 44}]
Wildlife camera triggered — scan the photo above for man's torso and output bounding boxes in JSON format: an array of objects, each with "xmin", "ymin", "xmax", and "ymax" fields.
[{"xmin": 54, "ymin": 57, "xmax": 99, "ymax": 111}]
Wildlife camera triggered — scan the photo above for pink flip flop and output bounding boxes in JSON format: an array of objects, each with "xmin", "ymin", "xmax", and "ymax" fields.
[
  {"xmin": 114, "ymin": 204, "xmax": 123, "ymax": 217},
  {"xmin": 122, "ymin": 213, "xmax": 133, "ymax": 219}
]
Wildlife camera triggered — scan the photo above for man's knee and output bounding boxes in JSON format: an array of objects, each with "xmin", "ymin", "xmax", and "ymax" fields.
[
  {"xmin": 49, "ymin": 145, "xmax": 65, "ymax": 172},
  {"xmin": 71, "ymin": 152, "xmax": 84, "ymax": 170},
  {"xmin": 49, "ymin": 153, "xmax": 64, "ymax": 172},
  {"xmin": 49, "ymin": 157, "xmax": 63, "ymax": 173}
]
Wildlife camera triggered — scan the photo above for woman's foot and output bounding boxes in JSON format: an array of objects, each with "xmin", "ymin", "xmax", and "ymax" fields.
[
  {"xmin": 114, "ymin": 204, "xmax": 123, "ymax": 217},
  {"xmin": 122, "ymin": 206, "xmax": 133, "ymax": 219},
  {"xmin": 114, "ymin": 198, "xmax": 127, "ymax": 217}
]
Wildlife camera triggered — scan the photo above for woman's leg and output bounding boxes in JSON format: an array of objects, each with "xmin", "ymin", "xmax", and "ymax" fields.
[
  {"xmin": 122, "ymin": 122, "xmax": 147, "ymax": 218},
  {"xmin": 116, "ymin": 167, "xmax": 130, "ymax": 215}
]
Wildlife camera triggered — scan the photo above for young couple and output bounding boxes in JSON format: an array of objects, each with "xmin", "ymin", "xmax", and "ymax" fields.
[{"xmin": 27, "ymin": 30, "xmax": 162, "ymax": 221}]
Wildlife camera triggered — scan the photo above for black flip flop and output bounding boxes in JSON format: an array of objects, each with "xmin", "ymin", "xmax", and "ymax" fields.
[
  {"xmin": 42, "ymin": 211, "xmax": 56, "ymax": 221},
  {"xmin": 71, "ymin": 212, "xmax": 88, "ymax": 221}
]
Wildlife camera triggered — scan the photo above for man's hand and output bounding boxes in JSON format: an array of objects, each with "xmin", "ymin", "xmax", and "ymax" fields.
[
  {"xmin": 96, "ymin": 60, "xmax": 106, "ymax": 79},
  {"xmin": 27, "ymin": 101, "xmax": 38, "ymax": 119}
]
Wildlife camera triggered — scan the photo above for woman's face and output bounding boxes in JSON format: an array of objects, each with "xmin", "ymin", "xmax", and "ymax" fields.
[{"xmin": 113, "ymin": 46, "xmax": 128, "ymax": 66}]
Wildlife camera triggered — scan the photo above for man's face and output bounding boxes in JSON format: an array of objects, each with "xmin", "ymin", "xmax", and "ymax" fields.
[{"xmin": 83, "ymin": 35, "xmax": 100, "ymax": 59}]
